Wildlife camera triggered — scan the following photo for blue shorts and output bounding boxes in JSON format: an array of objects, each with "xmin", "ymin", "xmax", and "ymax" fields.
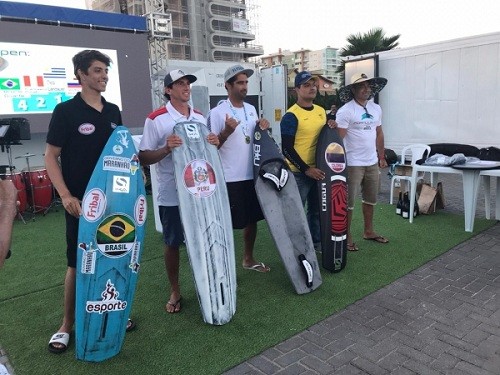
[{"xmin": 159, "ymin": 205, "xmax": 184, "ymax": 247}]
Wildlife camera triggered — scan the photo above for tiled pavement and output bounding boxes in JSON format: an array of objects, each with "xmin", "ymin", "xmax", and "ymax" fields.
[
  {"xmin": 2, "ymin": 174, "xmax": 500, "ymax": 375},
  {"xmin": 224, "ymin": 174, "xmax": 500, "ymax": 374}
]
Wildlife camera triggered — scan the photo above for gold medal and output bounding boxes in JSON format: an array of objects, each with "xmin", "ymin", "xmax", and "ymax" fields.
[{"xmin": 245, "ymin": 136, "xmax": 250, "ymax": 144}]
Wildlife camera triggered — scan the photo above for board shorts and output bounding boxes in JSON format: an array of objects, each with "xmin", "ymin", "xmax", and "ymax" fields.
[
  {"xmin": 159, "ymin": 205, "xmax": 184, "ymax": 247},
  {"xmin": 65, "ymin": 211, "xmax": 79, "ymax": 268},
  {"xmin": 226, "ymin": 179, "xmax": 264, "ymax": 229},
  {"xmin": 347, "ymin": 163, "xmax": 379, "ymax": 209}
]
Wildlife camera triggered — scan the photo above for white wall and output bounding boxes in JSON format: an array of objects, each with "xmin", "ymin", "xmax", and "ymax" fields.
[{"xmin": 377, "ymin": 32, "xmax": 500, "ymax": 153}]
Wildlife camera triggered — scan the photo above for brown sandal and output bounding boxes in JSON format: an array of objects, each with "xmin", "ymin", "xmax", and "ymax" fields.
[
  {"xmin": 165, "ymin": 297, "xmax": 182, "ymax": 313},
  {"xmin": 347, "ymin": 243, "xmax": 359, "ymax": 251}
]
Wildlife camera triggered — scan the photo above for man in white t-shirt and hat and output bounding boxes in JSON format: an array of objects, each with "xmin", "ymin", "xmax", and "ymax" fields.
[
  {"xmin": 208, "ymin": 64, "xmax": 271, "ymax": 273},
  {"xmin": 336, "ymin": 73, "xmax": 389, "ymax": 252}
]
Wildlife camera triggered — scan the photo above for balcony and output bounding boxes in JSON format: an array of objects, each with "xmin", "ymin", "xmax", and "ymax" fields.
[
  {"xmin": 208, "ymin": 2, "xmax": 246, "ymax": 18},
  {"xmin": 208, "ymin": 19, "xmax": 255, "ymax": 40},
  {"xmin": 212, "ymin": 47, "xmax": 263, "ymax": 62},
  {"xmin": 209, "ymin": 35, "xmax": 263, "ymax": 56},
  {"xmin": 209, "ymin": 0, "xmax": 247, "ymax": 12}
]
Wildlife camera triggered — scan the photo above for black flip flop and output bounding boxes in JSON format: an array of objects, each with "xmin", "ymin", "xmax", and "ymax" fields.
[
  {"xmin": 126, "ymin": 318, "xmax": 136, "ymax": 332},
  {"xmin": 363, "ymin": 235, "xmax": 389, "ymax": 244}
]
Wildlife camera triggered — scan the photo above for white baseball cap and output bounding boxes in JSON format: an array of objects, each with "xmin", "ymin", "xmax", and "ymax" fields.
[
  {"xmin": 164, "ymin": 69, "xmax": 197, "ymax": 87},
  {"xmin": 224, "ymin": 64, "xmax": 254, "ymax": 82}
]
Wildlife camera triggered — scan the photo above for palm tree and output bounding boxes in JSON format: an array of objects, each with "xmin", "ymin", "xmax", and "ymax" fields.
[{"xmin": 336, "ymin": 28, "xmax": 401, "ymax": 85}]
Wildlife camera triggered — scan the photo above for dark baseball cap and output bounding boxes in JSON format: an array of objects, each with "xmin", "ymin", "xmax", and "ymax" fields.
[{"xmin": 295, "ymin": 71, "xmax": 318, "ymax": 87}]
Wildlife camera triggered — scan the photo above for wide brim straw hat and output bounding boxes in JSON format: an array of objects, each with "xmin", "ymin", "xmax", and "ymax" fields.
[{"xmin": 338, "ymin": 72, "xmax": 387, "ymax": 103}]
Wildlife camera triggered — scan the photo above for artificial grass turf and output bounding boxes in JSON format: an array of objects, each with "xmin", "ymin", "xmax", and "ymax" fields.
[{"xmin": 0, "ymin": 199, "xmax": 495, "ymax": 374}]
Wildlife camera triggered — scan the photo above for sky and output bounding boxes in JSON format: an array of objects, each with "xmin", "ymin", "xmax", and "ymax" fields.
[
  {"xmin": 256, "ymin": 0, "xmax": 500, "ymax": 54},
  {"xmin": 3, "ymin": 0, "xmax": 500, "ymax": 55}
]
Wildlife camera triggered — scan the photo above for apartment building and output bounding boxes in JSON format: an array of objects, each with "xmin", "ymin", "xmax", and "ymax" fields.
[
  {"xmin": 308, "ymin": 47, "xmax": 341, "ymax": 89},
  {"xmin": 87, "ymin": 0, "xmax": 264, "ymax": 62},
  {"xmin": 261, "ymin": 46, "xmax": 342, "ymax": 90}
]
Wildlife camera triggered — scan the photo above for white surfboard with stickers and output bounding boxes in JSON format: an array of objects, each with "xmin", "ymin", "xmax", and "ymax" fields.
[{"xmin": 172, "ymin": 120, "xmax": 236, "ymax": 326}]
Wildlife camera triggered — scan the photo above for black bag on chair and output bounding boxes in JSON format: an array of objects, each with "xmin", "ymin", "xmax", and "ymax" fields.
[
  {"xmin": 429, "ymin": 143, "xmax": 479, "ymax": 157},
  {"xmin": 478, "ymin": 146, "xmax": 500, "ymax": 161},
  {"xmin": 384, "ymin": 148, "xmax": 398, "ymax": 165}
]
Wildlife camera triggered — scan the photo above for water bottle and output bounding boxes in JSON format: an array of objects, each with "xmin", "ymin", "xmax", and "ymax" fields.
[
  {"xmin": 402, "ymin": 192, "xmax": 410, "ymax": 219},
  {"xmin": 396, "ymin": 192, "xmax": 403, "ymax": 215}
]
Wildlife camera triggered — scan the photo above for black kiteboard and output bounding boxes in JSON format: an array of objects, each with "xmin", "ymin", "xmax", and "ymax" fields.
[{"xmin": 316, "ymin": 125, "xmax": 348, "ymax": 272}]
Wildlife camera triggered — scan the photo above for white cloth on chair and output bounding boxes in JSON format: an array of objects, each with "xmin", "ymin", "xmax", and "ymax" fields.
[{"xmin": 424, "ymin": 153, "xmax": 467, "ymax": 166}]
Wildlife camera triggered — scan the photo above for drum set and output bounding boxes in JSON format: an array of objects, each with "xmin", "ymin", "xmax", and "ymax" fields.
[{"xmin": 0, "ymin": 153, "xmax": 60, "ymax": 222}]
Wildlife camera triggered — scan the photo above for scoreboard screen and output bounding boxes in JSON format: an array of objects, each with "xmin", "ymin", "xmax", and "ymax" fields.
[{"xmin": 0, "ymin": 42, "xmax": 122, "ymax": 115}]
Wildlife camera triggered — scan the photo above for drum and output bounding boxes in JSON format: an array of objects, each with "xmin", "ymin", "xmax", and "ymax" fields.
[
  {"xmin": 0, "ymin": 165, "xmax": 9, "ymax": 174},
  {"xmin": 23, "ymin": 166, "xmax": 53, "ymax": 210},
  {"xmin": 0, "ymin": 171, "xmax": 28, "ymax": 213}
]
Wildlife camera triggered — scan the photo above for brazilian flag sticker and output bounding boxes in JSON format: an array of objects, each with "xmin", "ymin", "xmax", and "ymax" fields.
[{"xmin": 96, "ymin": 214, "xmax": 136, "ymax": 257}]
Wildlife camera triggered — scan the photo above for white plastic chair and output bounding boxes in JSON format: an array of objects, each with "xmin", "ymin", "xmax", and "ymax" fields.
[
  {"xmin": 389, "ymin": 144, "xmax": 431, "ymax": 204},
  {"xmin": 479, "ymin": 169, "xmax": 500, "ymax": 220}
]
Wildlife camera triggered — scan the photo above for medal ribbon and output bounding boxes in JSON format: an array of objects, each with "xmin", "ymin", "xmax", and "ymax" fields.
[{"xmin": 227, "ymin": 100, "xmax": 250, "ymax": 143}]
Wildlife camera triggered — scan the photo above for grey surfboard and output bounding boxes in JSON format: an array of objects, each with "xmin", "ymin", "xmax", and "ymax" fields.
[
  {"xmin": 172, "ymin": 121, "xmax": 236, "ymax": 325},
  {"xmin": 253, "ymin": 128, "xmax": 322, "ymax": 294}
]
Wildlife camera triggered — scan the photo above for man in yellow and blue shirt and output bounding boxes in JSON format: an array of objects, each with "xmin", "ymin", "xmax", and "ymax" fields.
[{"xmin": 280, "ymin": 71, "xmax": 327, "ymax": 250}]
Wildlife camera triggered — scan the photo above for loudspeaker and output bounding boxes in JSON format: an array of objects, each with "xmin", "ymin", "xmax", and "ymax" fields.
[
  {"xmin": 0, "ymin": 117, "xmax": 31, "ymax": 143},
  {"xmin": 9, "ymin": 118, "xmax": 31, "ymax": 140}
]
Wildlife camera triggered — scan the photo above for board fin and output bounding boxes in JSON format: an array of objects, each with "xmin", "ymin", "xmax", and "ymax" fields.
[
  {"xmin": 259, "ymin": 158, "xmax": 288, "ymax": 191},
  {"xmin": 220, "ymin": 282, "xmax": 225, "ymax": 305},
  {"xmin": 298, "ymin": 254, "xmax": 313, "ymax": 288}
]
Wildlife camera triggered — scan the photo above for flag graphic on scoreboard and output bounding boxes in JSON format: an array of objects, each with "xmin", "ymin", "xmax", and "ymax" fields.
[
  {"xmin": 0, "ymin": 78, "xmax": 20, "ymax": 90},
  {"xmin": 23, "ymin": 76, "xmax": 44, "ymax": 87},
  {"xmin": 43, "ymin": 67, "xmax": 66, "ymax": 79},
  {"xmin": 67, "ymin": 81, "xmax": 82, "ymax": 89}
]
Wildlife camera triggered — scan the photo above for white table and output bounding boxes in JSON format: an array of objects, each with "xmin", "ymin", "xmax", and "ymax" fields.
[{"xmin": 409, "ymin": 162, "xmax": 500, "ymax": 232}]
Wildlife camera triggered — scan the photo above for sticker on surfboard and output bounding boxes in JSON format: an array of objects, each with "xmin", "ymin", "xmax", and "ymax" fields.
[
  {"xmin": 182, "ymin": 159, "xmax": 217, "ymax": 198},
  {"xmin": 330, "ymin": 175, "xmax": 348, "ymax": 237},
  {"xmin": 324, "ymin": 142, "xmax": 346, "ymax": 173}
]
